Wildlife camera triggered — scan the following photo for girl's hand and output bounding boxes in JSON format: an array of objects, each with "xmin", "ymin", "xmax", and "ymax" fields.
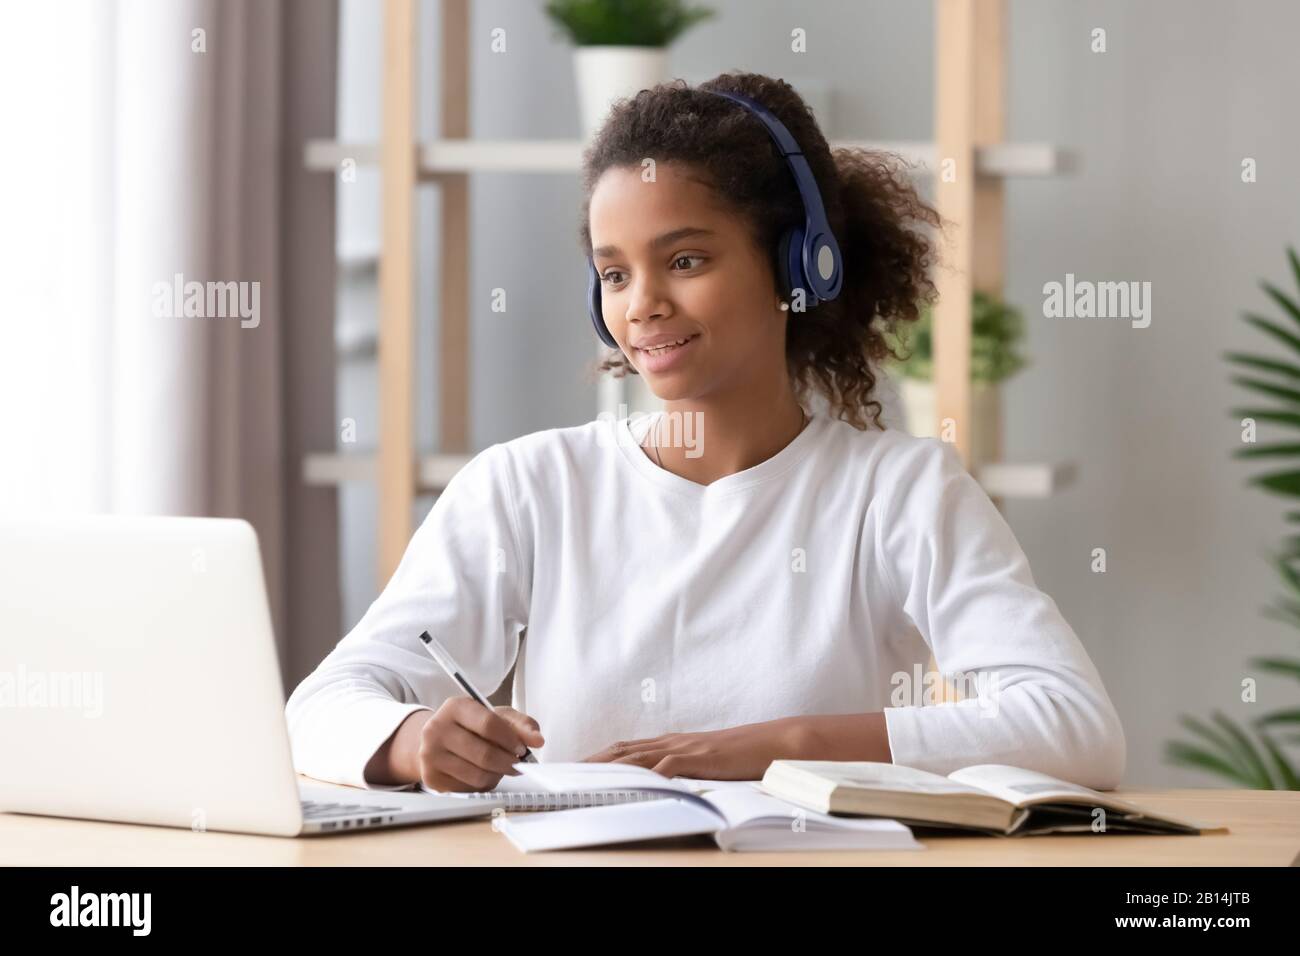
[
  {"xmin": 419, "ymin": 701, "xmax": 545, "ymax": 792},
  {"xmin": 580, "ymin": 717, "xmax": 803, "ymax": 780},
  {"xmin": 369, "ymin": 701, "xmax": 544, "ymax": 792}
]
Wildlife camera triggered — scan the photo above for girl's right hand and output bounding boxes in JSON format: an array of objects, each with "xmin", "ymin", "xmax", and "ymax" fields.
[{"xmin": 415, "ymin": 699, "xmax": 545, "ymax": 793}]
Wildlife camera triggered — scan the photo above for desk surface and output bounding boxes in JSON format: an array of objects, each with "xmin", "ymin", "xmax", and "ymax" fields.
[{"xmin": 2, "ymin": 788, "xmax": 1297, "ymax": 866}]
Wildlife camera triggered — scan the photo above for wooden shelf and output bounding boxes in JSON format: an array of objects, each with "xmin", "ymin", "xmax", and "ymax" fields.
[
  {"xmin": 303, "ymin": 452, "xmax": 473, "ymax": 495},
  {"xmin": 304, "ymin": 138, "xmax": 1070, "ymax": 178},
  {"xmin": 314, "ymin": 0, "xmax": 1079, "ymax": 577}
]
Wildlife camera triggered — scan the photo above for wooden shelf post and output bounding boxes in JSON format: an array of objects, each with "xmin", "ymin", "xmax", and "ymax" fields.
[
  {"xmin": 934, "ymin": 0, "xmax": 1006, "ymax": 473},
  {"xmin": 378, "ymin": 0, "xmax": 418, "ymax": 583}
]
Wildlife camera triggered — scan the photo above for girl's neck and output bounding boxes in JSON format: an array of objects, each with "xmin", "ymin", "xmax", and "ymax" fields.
[{"xmin": 643, "ymin": 388, "xmax": 809, "ymax": 486}]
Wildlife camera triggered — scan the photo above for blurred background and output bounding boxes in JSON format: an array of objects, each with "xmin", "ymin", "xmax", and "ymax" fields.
[{"xmin": 3, "ymin": 0, "xmax": 1299, "ymax": 790}]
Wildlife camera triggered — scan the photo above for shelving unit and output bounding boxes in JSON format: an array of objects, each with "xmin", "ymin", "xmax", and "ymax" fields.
[{"xmin": 304, "ymin": 0, "xmax": 1077, "ymax": 584}]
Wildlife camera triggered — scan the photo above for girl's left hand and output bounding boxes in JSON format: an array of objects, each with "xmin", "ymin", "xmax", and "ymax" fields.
[{"xmin": 580, "ymin": 717, "xmax": 803, "ymax": 780}]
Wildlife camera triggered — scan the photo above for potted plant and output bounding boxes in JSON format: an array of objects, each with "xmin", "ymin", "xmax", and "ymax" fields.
[
  {"xmin": 881, "ymin": 290, "xmax": 1028, "ymax": 464},
  {"xmin": 544, "ymin": 0, "xmax": 716, "ymax": 137},
  {"xmin": 1165, "ymin": 246, "xmax": 1300, "ymax": 789}
]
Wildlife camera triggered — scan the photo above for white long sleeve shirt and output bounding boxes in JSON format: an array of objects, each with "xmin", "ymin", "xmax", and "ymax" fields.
[{"xmin": 285, "ymin": 410, "xmax": 1126, "ymax": 792}]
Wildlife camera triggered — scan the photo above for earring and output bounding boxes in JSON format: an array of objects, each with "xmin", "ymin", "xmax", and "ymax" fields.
[{"xmin": 778, "ymin": 300, "xmax": 790, "ymax": 312}]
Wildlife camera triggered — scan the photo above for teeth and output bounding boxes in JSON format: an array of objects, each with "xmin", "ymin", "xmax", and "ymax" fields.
[{"xmin": 644, "ymin": 337, "xmax": 691, "ymax": 354}]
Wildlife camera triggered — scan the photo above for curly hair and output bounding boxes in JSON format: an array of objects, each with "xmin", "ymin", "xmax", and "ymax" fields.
[{"xmin": 578, "ymin": 71, "xmax": 940, "ymax": 430}]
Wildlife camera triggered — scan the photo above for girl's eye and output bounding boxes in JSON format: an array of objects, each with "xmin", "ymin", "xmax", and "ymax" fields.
[{"xmin": 600, "ymin": 256, "xmax": 704, "ymax": 287}]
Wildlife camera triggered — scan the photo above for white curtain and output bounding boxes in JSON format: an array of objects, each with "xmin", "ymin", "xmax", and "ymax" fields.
[{"xmin": 0, "ymin": 0, "xmax": 340, "ymax": 685}]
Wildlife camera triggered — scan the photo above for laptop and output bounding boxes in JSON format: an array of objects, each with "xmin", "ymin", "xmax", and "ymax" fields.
[{"xmin": 0, "ymin": 514, "xmax": 502, "ymax": 836}]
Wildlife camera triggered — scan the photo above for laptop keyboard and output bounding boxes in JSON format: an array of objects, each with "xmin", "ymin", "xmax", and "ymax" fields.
[{"xmin": 301, "ymin": 799, "xmax": 404, "ymax": 821}]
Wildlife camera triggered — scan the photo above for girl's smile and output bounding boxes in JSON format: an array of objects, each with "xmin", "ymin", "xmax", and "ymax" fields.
[{"xmin": 632, "ymin": 332, "xmax": 701, "ymax": 373}]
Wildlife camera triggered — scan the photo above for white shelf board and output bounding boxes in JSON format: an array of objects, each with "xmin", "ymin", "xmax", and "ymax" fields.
[
  {"xmin": 304, "ymin": 139, "xmax": 1070, "ymax": 178},
  {"xmin": 975, "ymin": 460, "xmax": 1078, "ymax": 498},
  {"xmin": 303, "ymin": 452, "xmax": 474, "ymax": 494}
]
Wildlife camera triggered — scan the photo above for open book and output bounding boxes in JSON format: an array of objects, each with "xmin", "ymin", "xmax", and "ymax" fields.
[
  {"xmin": 489, "ymin": 763, "xmax": 922, "ymax": 853},
  {"xmin": 759, "ymin": 761, "xmax": 1229, "ymax": 836}
]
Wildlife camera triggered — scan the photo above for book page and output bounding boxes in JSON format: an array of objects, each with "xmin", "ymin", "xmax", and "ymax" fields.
[
  {"xmin": 949, "ymin": 764, "xmax": 1129, "ymax": 809},
  {"xmin": 703, "ymin": 788, "xmax": 916, "ymax": 832},
  {"xmin": 789, "ymin": 760, "xmax": 988, "ymax": 795}
]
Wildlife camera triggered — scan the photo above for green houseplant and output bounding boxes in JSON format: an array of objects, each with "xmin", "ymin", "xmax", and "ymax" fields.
[
  {"xmin": 1165, "ymin": 246, "xmax": 1300, "ymax": 789},
  {"xmin": 545, "ymin": 0, "xmax": 717, "ymax": 137},
  {"xmin": 881, "ymin": 290, "xmax": 1028, "ymax": 461},
  {"xmin": 544, "ymin": 0, "xmax": 715, "ymax": 46}
]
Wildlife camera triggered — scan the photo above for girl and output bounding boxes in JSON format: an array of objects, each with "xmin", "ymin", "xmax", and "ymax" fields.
[{"xmin": 286, "ymin": 72, "xmax": 1125, "ymax": 794}]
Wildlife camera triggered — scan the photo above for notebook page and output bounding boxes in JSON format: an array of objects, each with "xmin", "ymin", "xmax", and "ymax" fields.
[
  {"xmin": 421, "ymin": 772, "xmax": 546, "ymax": 796},
  {"xmin": 674, "ymin": 777, "xmax": 764, "ymax": 794},
  {"xmin": 497, "ymin": 798, "xmax": 723, "ymax": 852},
  {"xmin": 513, "ymin": 762, "xmax": 696, "ymax": 795},
  {"xmin": 420, "ymin": 772, "xmax": 670, "ymax": 809}
]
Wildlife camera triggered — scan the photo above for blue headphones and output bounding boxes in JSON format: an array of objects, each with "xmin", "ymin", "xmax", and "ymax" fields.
[{"xmin": 586, "ymin": 88, "xmax": 843, "ymax": 350}]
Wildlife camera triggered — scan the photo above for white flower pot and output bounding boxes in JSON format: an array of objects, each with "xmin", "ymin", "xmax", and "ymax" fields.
[
  {"xmin": 573, "ymin": 46, "xmax": 669, "ymax": 139},
  {"xmin": 899, "ymin": 377, "xmax": 1001, "ymax": 465}
]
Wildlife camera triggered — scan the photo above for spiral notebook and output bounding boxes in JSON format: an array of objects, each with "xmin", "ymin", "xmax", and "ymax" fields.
[{"xmin": 419, "ymin": 770, "xmax": 761, "ymax": 811}]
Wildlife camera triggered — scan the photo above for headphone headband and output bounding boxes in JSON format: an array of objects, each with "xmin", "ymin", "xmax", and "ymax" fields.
[{"xmin": 702, "ymin": 89, "xmax": 834, "ymax": 240}]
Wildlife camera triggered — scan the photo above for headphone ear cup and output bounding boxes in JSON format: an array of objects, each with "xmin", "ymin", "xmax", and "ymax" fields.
[
  {"xmin": 780, "ymin": 226, "xmax": 811, "ymax": 309},
  {"xmin": 587, "ymin": 257, "xmax": 617, "ymax": 349},
  {"xmin": 775, "ymin": 230, "xmax": 795, "ymax": 302}
]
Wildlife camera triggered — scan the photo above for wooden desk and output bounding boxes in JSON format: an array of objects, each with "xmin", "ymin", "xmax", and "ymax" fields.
[{"xmin": 2, "ymin": 789, "xmax": 1297, "ymax": 866}]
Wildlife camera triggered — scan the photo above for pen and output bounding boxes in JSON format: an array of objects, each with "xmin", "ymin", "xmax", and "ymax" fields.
[{"xmin": 417, "ymin": 630, "xmax": 538, "ymax": 763}]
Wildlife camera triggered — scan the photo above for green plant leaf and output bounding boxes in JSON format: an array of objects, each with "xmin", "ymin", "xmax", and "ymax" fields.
[
  {"xmin": 1223, "ymin": 352, "xmax": 1300, "ymax": 382},
  {"xmin": 1249, "ymin": 470, "xmax": 1300, "ymax": 497},
  {"xmin": 1268, "ymin": 551, "xmax": 1300, "ymax": 595},
  {"xmin": 1249, "ymin": 658, "xmax": 1300, "ymax": 682},
  {"xmin": 1178, "ymin": 714, "xmax": 1238, "ymax": 755},
  {"xmin": 1231, "ymin": 375, "xmax": 1300, "ymax": 407},
  {"xmin": 1165, "ymin": 741, "xmax": 1256, "ymax": 787},
  {"xmin": 1287, "ymin": 246, "xmax": 1300, "ymax": 301},
  {"xmin": 1256, "ymin": 730, "xmax": 1300, "ymax": 789},
  {"xmin": 1176, "ymin": 715, "xmax": 1250, "ymax": 776},
  {"xmin": 883, "ymin": 291, "xmax": 1027, "ymax": 385},
  {"xmin": 1261, "ymin": 280, "xmax": 1300, "ymax": 331},
  {"xmin": 1242, "ymin": 314, "xmax": 1300, "ymax": 358},
  {"xmin": 1260, "ymin": 602, "xmax": 1300, "ymax": 628},
  {"xmin": 1229, "ymin": 408, "xmax": 1300, "ymax": 430},
  {"xmin": 1211, "ymin": 711, "xmax": 1274, "ymax": 788},
  {"xmin": 1232, "ymin": 442, "xmax": 1300, "ymax": 459},
  {"xmin": 543, "ymin": 0, "xmax": 716, "ymax": 46},
  {"xmin": 1255, "ymin": 708, "xmax": 1300, "ymax": 726}
]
